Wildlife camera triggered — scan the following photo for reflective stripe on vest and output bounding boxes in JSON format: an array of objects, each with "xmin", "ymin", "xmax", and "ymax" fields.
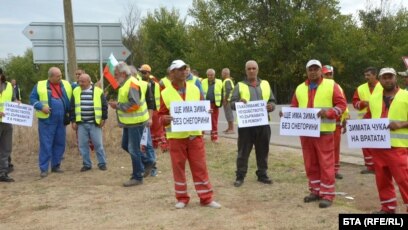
[
  {"xmin": 369, "ymin": 89, "xmax": 408, "ymax": 147},
  {"xmin": 73, "ymin": 86, "xmax": 103, "ymax": 124},
  {"xmin": 35, "ymin": 80, "xmax": 72, "ymax": 119},
  {"xmin": 162, "ymin": 83, "xmax": 202, "ymax": 139},
  {"xmin": 117, "ymin": 77, "xmax": 149, "ymax": 125},
  {"xmin": 222, "ymin": 78, "xmax": 234, "ymax": 101},
  {"xmin": 237, "ymin": 80, "xmax": 271, "ymax": 103},
  {"xmin": 357, "ymin": 82, "xmax": 383, "ymax": 119},
  {"xmin": 0, "ymin": 82, "xmax": 13, "ymax": 122},
  {"xmin": 295, "ymin": 78, "xmax": 336, "ymax": 132},
  {"xmin": 153, "ymin": 81, "xmax": 160, "ymax": 111},
  {"xmin": 202, "ymin": 78, "xmax": 223, "ymax": 106}
]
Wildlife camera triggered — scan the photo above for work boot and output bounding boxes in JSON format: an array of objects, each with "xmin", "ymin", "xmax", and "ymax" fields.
[
  {"xmin": 234, "ymin": 176, "xmax": 244, "ymax": 187},
  {"xmin": 123, "ymin": 178, "xmax": 143, "ymax": 187},
  {"xmin": 304, "ymin": 193, "xmax": 320, "ymax": 203},
  {"xmin": 257, "ymin": 175, "xmax": 273, "ymax": 184},
  {"xmin": 143, "ymin": 162, "xmax": 155, "ymax": 178},
  {"xmin": 0, "ymin": 173, "xmax": 15, "ymax": 182},
  {"xmin": 80, "ymin": 166, "xmax": 92, "ymax": 172},
  {"xmin": 360, "ymin": 169, "xmax": 375, "ymax": 174},
  {"xmin": 51, "ymin": 167, "xmax": 64, "ymax": 173},
  {"xmin": 319, "ymin": 199, "xmax": 332, "ymax": 208},
  {"xmin": 98, "ymin": 164, "xmax": 107, "ymax": 171},
  {"xmin": 40, "ymin": 171, "xmax": 48, "ymax": 178},
  {"xmin": 335, "ymin": 173, "xmax": 343, "ymax": 179}
]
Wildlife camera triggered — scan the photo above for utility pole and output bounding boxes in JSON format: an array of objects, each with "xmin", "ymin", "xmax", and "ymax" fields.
[{"xmin": 63, "ymin": 0, "xmax": 77, "ymax": 82}]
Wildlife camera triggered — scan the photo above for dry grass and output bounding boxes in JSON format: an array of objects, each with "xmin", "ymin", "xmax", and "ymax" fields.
[{"xmin": 0, "ymin": 108, "xmax": 404, "ymax": 229}]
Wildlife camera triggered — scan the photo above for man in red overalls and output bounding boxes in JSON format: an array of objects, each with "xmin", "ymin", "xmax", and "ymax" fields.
[
  {"xmin": 291, "ymin": 60, "xmax": 347, "ymax": 208},
  {"xmin": 159, "ymin": 59, "xmax": 221, "ymax": 209},
  {"xmin": 352, "ymin": 67, "xmax": 383, "ymax": 174},
  {"xmin": 365, "ymin": 68, "xmax": 408, "ymax": 214},
  {"xmin": 322, "ymin": 65, "xmax": 349, "ymax": 180}
]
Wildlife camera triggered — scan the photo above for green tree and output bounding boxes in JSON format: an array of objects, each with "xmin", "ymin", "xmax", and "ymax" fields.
[{"xmin": 137, "ymin": 7, "xmax": 190, "ymax": 78}]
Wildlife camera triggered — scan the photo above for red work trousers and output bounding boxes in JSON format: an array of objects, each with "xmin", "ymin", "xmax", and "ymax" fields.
[
  {"xmin": 168, "ymin": 136, "xmax": 213, "ymax": 205},
  {"xmin": 210, "ymin": 103, "xmax": 219, "ymax": 141},
  {"xmin": 334, "ymin": 125, "xmax": 342, "ymax": 174},
  {"xmin": 300, "ymin": 134, "xmax": 336, "ymax": 201},
  {"xmin": 150, "ymin": 110, "xmax": 168, "ymax": 151},
  {"xmin": 372, "ymin": 147, "xmax": 408, "ymax": 213},
  {"xmin": 362, "ymin": 148, "xmax": 375, "ymax": 171}
]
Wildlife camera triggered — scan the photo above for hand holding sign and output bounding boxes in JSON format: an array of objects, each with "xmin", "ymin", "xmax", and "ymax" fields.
[
  {"xmin": 279, "ymin": 107, "xmax": 321, "ymax": 137},
  {"xmin": 346, "ymin": 118, "xmax": 390, "ymax": 148},
  {"xmin": 235, "ymin": 100, "xmax": 269, "ymax": 128},
  {"xmin": 388, "ymin": 121, "xmax": 408, "ymax": 131}
]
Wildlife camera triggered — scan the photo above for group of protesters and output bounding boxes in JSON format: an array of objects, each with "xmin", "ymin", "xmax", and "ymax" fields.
[{"xmin": 0, "ymin": 58, "xmax": 407, "ymax": 213}]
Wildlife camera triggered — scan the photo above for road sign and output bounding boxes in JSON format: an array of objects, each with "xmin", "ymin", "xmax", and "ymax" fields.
[{"xmin": 23, "ymin": 22, "xmax": 131, "ymax": 64}]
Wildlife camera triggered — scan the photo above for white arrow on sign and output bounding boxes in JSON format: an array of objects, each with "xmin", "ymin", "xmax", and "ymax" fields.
[{"xmin": 23, "ymin": 22, "xmax": 131, "ymax": 63}]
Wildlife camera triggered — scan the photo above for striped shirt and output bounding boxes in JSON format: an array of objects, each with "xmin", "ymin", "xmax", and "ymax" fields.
[{"xmin": 80, "ymin": 86, "xmax": 95, "ymax": 123}]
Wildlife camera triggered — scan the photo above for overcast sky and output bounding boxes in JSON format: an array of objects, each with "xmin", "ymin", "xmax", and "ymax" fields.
[{"xmin": 0, "ymin": 0, "xmax": 407, "ymax": 59}]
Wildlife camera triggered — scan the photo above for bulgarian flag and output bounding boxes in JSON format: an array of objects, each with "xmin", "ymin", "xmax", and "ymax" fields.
[{"xmin": 103, "ymin": 53, "xmax": 119, "ymax": 90}]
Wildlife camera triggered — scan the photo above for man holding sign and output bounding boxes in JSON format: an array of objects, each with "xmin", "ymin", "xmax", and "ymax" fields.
[
  {"xmin": 230, "ymin": 60, "xmax": 276, "ymax": 187},
  {"xmin": 0, "ymin": 71, "xmax": 16, "ymax": 182},
  {"xmin": 291, "ymin": 59, "xmax": 347, "ymax": 208},
  {"xmin": 159, "ymin": 59, "xmax": 221, "ymax": 209},
  {"xmin": 365, "ymin": 68, "xmax": 408, "ymax": 214},
  {"xmin": 352, "ymin": 67, "xmax": 382, "ymax": 174}
]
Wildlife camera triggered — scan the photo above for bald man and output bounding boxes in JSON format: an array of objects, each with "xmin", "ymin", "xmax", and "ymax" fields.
[
  {"xmin": 30, "ymin": 67, "xmax": 73, "ymax": 178},
  {"xmin": 230, "ymin": 60, "xmax": 276, "ymax": 187},
  {"xmin": 71, "ymin": 74, "xmax": 108, "ymax": 172}
]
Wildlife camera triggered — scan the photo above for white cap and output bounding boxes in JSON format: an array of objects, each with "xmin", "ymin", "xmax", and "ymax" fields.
[
  {"xmin": 169, "ymin": 60, "xmax": 187, "ymax": 71},
  {"xmin": 379, "ymin": 67, "xmax": 396, "ymax": 76},
  {"xmin": 398, "ymin": 70, "xmax": 408, "ymax": 77},
  {"xmin": 306, "ymin": 59, "xmax": 322, "ymax": 68}
]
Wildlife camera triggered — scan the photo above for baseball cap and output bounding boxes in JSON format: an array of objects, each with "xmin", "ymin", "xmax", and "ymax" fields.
[
  {"xmin": 397, "ymin": 70, "xmax": 408, "ymax": 77},
  {"xmin": 306, "ymin": 59, "xmax": 322, "ymax": 68},
  {"xmin": 169, "ymin": 60, "xmax": 187, "ymax": 71},
  {"xmin": 139, "ymin": 64, "xmax": 151, "ymax": 72},
  {"xmin": 322, "ymin": 65, "xmax": 333, "ymax": 74},
  {"xmin": 378, "ymin": 67, "xmax": 396, "ymax": 76}
]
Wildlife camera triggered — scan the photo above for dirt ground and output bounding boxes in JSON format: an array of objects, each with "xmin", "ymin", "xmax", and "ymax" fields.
[{"xmin": 0, "ymin": 117, "xmax": 406, "ymax": 230}]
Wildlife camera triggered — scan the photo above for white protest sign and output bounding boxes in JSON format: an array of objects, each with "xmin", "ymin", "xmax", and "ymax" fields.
[
  {"xmin": 279, "ymin": 107, "xmax": 321, "ymax": 137},
  {"xmin": 346, "ymin": 118, "xmax": 390, "ymax": 149},
  {"xmin": 235, "ymin": 100, "xmax": 269, "ymax": 128},
  {"xmin": 2, "ymin": 102, "xmax": 34, "ymax": 127},
  {"xmin": 140, "ymin": 126, "xmax": 148, "ymax": 147},
  {"xmin": 170, "ymin": 100, "xmax": 211, "ymax": 132}
]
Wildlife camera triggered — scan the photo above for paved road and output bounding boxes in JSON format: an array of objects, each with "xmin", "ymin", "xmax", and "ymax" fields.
[{"xmin": 215, "ymin": 104, "xmax": 364, "ymax": 162}]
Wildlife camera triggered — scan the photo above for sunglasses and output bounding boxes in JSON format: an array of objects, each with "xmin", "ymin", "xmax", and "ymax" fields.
[
  {"xmin": 141, "ymin": 71, "xmax": 150, "ymax": 74},
  {"xmin": 247, "ymin": 67, "xmax": 257, "ymax": 70}
]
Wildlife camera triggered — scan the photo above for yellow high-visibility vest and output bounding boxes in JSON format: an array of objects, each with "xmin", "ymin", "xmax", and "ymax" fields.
[
  {"xmin": 161, "ymin": 77, "xmax": 172, "ymax": 89},
  {"xmin": 162, "ymin": 83, "xmax": 202, "ymax": 139},
  {"xmin": 73, "ymin": 86, "xmax": 103, "ymax": 124},
  {"xmin": 222, "ymin": 78, "xmax": 234, "ymax": 101},
  {"xmin": 153, "ymin": 81, "xmax": 160, "ymax": 111},
  {"xmin": 295, "ymin": 78, "xmax": 336, "ymax": 132},
  {"xmin": 356, "ymin": 82, "xmax": 383, "ymax": 119},
  {"xmin": 35, "ymin": 80, "xmax": 72, "ymax": 119},
  {"xmin": 0, "ymin": 82, "xmax": 13, "ymax": 122},
  {"xmin": 117, "ymin": 77, "xmax": 149, "ymax": 125},
  {"xmin": 237, "ymin": 80, "xmax": 271, "ymax": 103},
  {"xmin": 369, "ymin": 89, "xmax": 408, "ymax": 147},
  {"xmin": 202, "ymin": 78, "xmax": 222, "ymax": 106}
]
